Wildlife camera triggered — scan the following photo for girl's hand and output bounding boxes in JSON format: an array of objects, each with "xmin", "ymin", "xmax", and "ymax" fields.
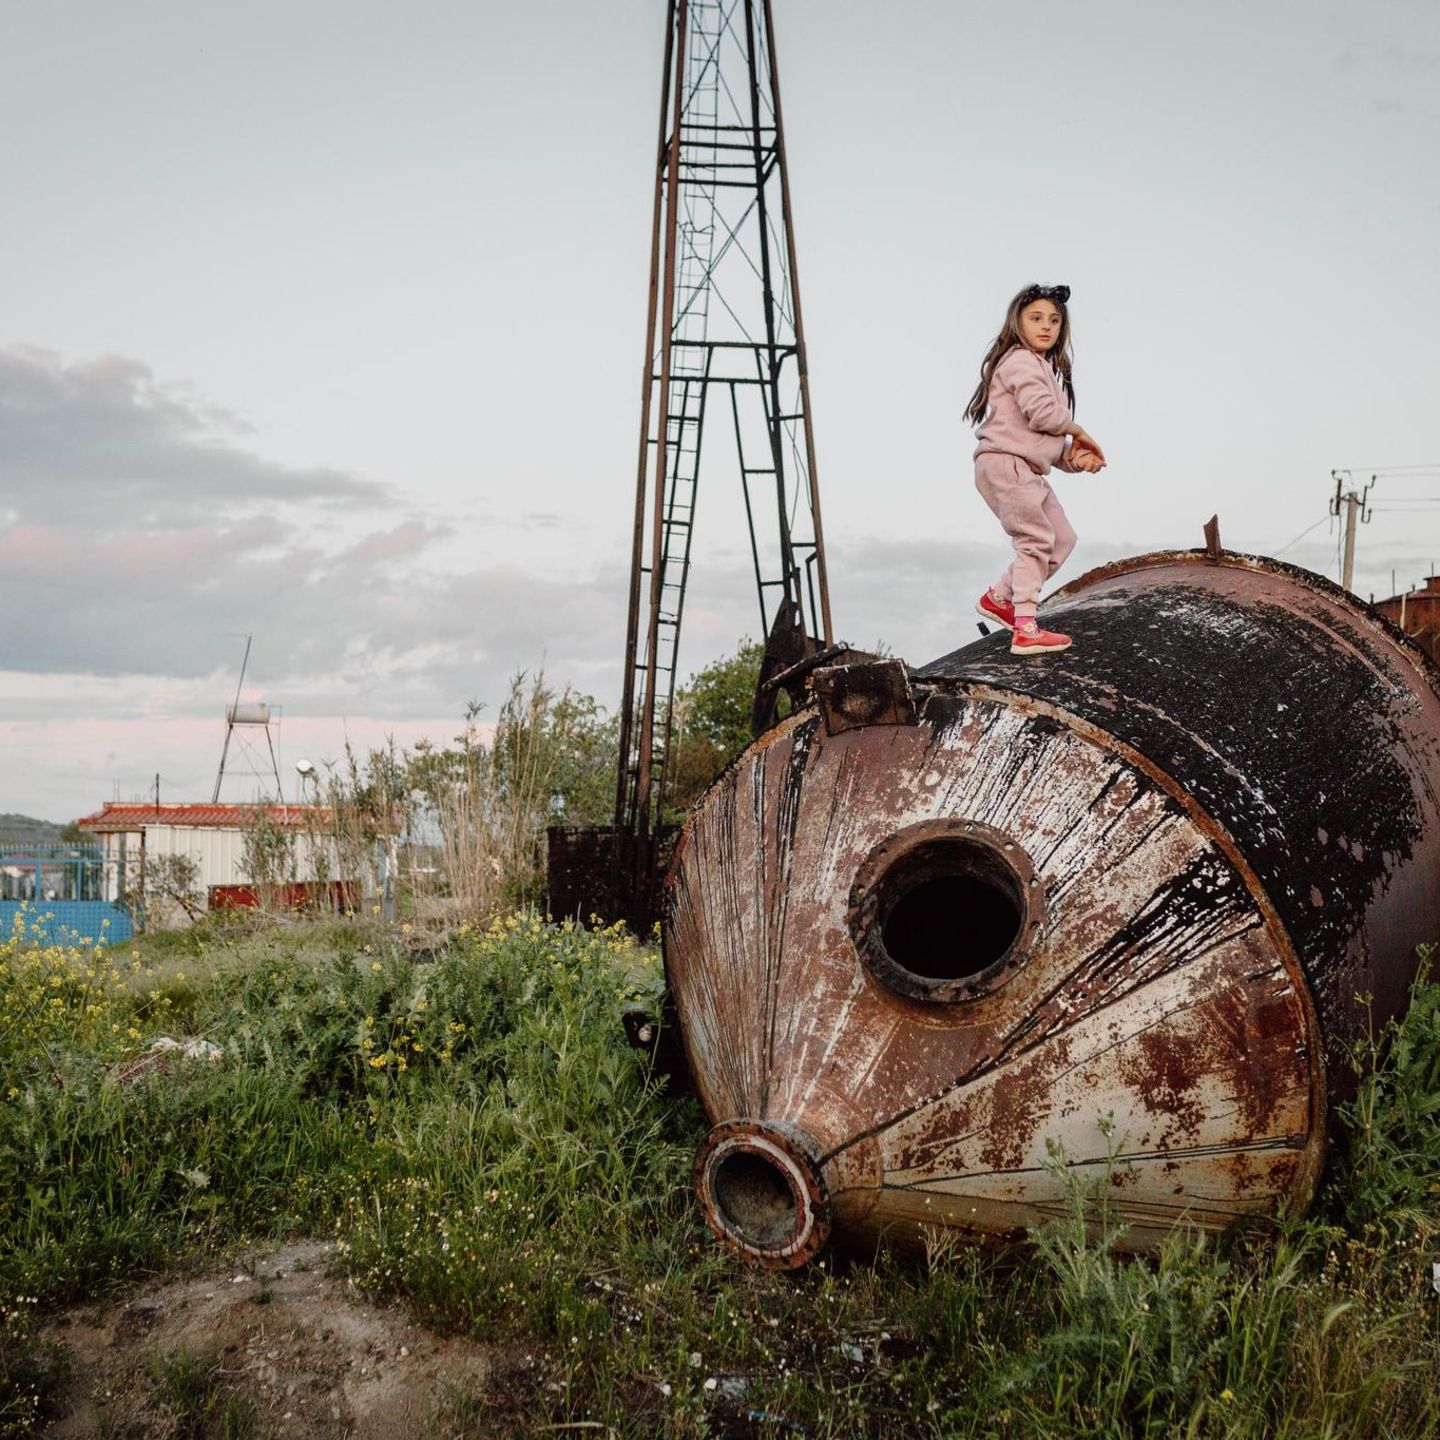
[{"xmin": 1070, "ymin": 433, "xmax": 1106, "ymax": 471}]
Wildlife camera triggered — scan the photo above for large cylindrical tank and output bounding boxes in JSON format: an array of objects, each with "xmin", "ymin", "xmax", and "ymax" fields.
[
  {"xmin": 225, "ymin": 702, "xmax": 272, "ymax": 726},
  {"xmin": 666, "ymin": 552, "xmax": 1440, "ymax": 1268}
]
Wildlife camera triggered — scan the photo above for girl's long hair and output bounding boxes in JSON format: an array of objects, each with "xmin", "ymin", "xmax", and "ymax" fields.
[{"xmin": 964, "ymin": 287, "xmax": 1075, "ymax": 426}]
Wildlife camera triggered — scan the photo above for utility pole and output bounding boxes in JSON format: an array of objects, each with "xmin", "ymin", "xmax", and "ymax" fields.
[
  {"xmin": 1330, "ymin": 471, "xmax": 1374, "ymax": 593},
  {"xmin": 1340, "ymin": 491, "xmax": 1359, "ymax": 592}
]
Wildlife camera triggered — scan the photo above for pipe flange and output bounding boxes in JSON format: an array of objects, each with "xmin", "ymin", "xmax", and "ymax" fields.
[{"xmin": 694, "ymin": 1120, "xmax": 830, "ymax": 1270}]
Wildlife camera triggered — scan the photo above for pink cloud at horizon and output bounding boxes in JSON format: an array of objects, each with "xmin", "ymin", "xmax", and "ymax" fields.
[
  {"xmin": 0, "ymin": 517, "xmax": 294, "ymax": 585},
  {"xmin": 0, "ymin": 711, "xmax": 476, "ymax": 824}
]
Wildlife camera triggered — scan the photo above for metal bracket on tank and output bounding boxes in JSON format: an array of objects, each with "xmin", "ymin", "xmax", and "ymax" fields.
[
  {"xmin": 812, "ymin": 659, "xmax": 918, "ymax": 735},
  {"xmin": 1204, "ymin": 514, "xmax": 1223, "ymax": 562}
]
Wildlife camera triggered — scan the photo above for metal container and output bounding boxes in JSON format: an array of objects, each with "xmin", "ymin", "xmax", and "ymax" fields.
[
  {"xmin": 666, "ymin": 552, "xmax": 1440, "ymax": 1269},
  {"xmin": 225, "ymin": 702, "xmax": 272, "ymax": 726}
]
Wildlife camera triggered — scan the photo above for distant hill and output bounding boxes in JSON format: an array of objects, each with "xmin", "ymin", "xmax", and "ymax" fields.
[{"xmin": 0, "ymin": 813, "xmax": 65, "ymax": 846}]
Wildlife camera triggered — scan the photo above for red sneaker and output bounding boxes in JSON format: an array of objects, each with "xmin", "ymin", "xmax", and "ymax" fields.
[
  {"xmin": 976, "ymin": 590, "xmax": 1015, "ymax": 630},
  {"xmin": 1010, "ymin": 618, "xmax": 1071, "ymax": 655}
]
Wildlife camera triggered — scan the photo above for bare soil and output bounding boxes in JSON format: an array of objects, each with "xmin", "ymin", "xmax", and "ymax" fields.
[{"xmin": 38, "ymin": 1240, "xmax": 504, "ymax": 1439}]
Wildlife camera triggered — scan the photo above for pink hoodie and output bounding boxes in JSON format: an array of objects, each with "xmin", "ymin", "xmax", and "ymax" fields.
[{"xmin": 973, "ymin": 346, "xmax": 1081, "ymax": 476}]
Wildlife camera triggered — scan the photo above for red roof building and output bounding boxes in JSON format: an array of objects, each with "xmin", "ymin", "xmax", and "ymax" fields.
[
  {"xmin": 1373, "ymin": 577, "xmax": 1440, "ymax": 666},
  {"xmin": 74, "ymin": 802, "xmax": 350, "ymax": 915},
  {"xmin": 76, "ymin": 802, "xmax": 328, "ymax": 833}
]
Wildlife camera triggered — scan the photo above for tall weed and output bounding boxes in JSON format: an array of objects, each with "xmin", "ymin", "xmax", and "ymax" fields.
[
  {"xmin": 334, "ymin": 915, "xmax": 691, "ymax": 1340},
  {"xmin": 297, "ymin": 674, "xmax": 617, "ymax": 927},
  {"xmin": 1332, "ymin": 948, "xmax": 1440, "ymax": 1233}
]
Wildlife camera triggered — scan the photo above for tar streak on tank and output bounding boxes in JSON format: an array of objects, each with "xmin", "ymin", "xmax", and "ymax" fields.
[{"xmin": 666, "ymin": 551, "xmax": 1440, "ymax": 1269}]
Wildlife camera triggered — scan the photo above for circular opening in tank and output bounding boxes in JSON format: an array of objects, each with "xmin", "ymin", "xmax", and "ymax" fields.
[
  {"xmin": 883, "ymin": 863, "xmax": 1022, "ymax": 978},
  {"xmin": 711, "ymin": 1149, "xmax": 800, "ymax": 1251},
  {"xmin": 852, "ymin": 828, "xmax": 1037, "ymax": 1001}
]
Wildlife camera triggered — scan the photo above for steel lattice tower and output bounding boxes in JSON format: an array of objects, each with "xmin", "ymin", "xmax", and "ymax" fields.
[{"xmin": 615, "ymin": 0, "xmax": 832, "ymax": 858}]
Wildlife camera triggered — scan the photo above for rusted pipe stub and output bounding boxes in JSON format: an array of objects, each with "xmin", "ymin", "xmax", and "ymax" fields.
[{"xmin": 694, "ymin": 1120, "xmax": 831, "ymax": 1270}]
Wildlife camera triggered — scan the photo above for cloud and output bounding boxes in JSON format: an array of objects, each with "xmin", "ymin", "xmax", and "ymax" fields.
[
  {"xmin": 0, "ymin": 338, "xmax": 632, "ymax": 712},
  {"xmin": 0, "ymin": 347, "xmax": 486, "ymax": 696},
  {"xmin": 0, "ymin": 338, "xmax": 630, "ymax": 720},
  {"xmin": 0, "ymin": 347, "xmax": 646, "ymax": 712},
  {"xmin": 0, "ymin": 346, "xmax": 386, "ymax": 530}
]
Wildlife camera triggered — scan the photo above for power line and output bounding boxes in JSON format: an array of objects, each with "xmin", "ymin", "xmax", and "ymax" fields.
[
  {"xmin": 1272, "ymin": 514, "xmax": 1332, "ymax": 556},
  {"xmin": 1335, "ymin": 463, "xmax": 1440, "ymax": 476}
]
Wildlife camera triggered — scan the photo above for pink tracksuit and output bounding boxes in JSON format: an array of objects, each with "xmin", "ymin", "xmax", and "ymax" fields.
[{"xmin": 973, "ymin": 346, "xmax": 1084, "ymax": 617}]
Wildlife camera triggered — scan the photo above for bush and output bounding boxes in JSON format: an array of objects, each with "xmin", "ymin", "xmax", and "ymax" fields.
[
  {"xmin": 1332, "ymin": 949, "xmax": 1440, "ymax": 1232},
  {"xmin": 0, "ymin": 912, "xmax": 142, "ymax": 1090},
  {"xmin": 332, "ymin": 915, "xmax": 693, "ymax": 1336}
]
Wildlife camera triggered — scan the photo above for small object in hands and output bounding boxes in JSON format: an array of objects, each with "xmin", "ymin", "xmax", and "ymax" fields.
[
  {"xmin": 1011, "ymin": 618, "xmax": 1072, "ymax": 655},
  {"xmin": 976, "ymin": 589, "xmax": 1016, "ymax": 631}
]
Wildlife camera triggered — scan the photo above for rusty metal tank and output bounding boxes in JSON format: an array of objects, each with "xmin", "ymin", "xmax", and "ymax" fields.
[{"xmin": 664, "ymin": 551, "xmax": 1440, "ymax": 1268}]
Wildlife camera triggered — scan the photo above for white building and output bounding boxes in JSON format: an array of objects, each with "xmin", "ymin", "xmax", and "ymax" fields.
[{"xmin": 76, "ymin": 802, "xmax": 356, "ymax": 914}]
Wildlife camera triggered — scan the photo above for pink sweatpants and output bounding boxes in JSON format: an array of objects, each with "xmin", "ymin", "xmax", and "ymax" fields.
[{"xmin": 974, "ymin": 452, "xmax": 1077, "ymax": 616}]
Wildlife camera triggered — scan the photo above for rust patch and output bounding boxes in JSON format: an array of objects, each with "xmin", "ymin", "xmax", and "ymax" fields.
[
  {"xmin": 976, "ymin": 1052, "xmax": 1055, "ymax": 1173},
  {"xmin": 1120, "ymin": 1026, "xmax": 1208, "ymax": 1146}
]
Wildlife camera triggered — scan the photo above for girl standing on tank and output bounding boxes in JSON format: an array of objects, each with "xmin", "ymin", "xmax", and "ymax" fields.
[{"xmin": 966, "ymin": 283, "xmax": 1104, "ymax": 655}]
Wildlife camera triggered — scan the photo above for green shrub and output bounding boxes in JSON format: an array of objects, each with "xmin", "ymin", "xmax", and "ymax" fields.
[
  {"xmin": 334, "ymin": 916, "xmax": 693, "ymax": 1340},
  {"xmin": 1332, "ymin": 949, "xmax": 1440, "ymax": 1233},
  {"xmin": 0, "ymin": 1292, "xmax": 68, "ymax": 1440}
]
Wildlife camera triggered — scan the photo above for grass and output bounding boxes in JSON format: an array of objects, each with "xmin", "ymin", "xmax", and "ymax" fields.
[
  {"xmin": 146, "ymin": 1350, "xmax": 259, "ymax": 1440},
  {"xmin": 3, "ymin": 909, "xmax": 1440, "ymax": 1437}
]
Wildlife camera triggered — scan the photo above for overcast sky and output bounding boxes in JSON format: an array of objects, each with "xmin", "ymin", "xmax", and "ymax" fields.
[{"xmin": 2, "ymin": 0, "xmax": 1438, "ymax": 822}]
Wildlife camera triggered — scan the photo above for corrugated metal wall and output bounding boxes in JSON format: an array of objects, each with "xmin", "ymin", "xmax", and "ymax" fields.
[
  {"xmin": 95, "ymin": 826, "xmax": 346, "ymax": 900},
  {"xmin": 144, "ymin": 825, "xmax": 342, "ymax": 890}
]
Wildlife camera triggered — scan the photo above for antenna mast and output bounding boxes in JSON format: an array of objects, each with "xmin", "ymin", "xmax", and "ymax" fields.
[{"xmin": 615, "ymin": 0, "xmax": 831, "ymax": 866}]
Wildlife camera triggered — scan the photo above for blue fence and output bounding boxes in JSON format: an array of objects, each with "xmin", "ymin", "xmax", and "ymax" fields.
[
  {"xmin": 0, "ymin": 844, "xmax": 134, "ymax": 945},
  {"xmin": 0, "ymin": 900, "xmax": 133, "ymax": 946}
]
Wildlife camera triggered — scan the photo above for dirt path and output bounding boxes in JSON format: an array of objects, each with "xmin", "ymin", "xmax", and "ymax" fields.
[{"xmin": 39, "ymin": 1240, "xmax": 502, "ymax": 1439}]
